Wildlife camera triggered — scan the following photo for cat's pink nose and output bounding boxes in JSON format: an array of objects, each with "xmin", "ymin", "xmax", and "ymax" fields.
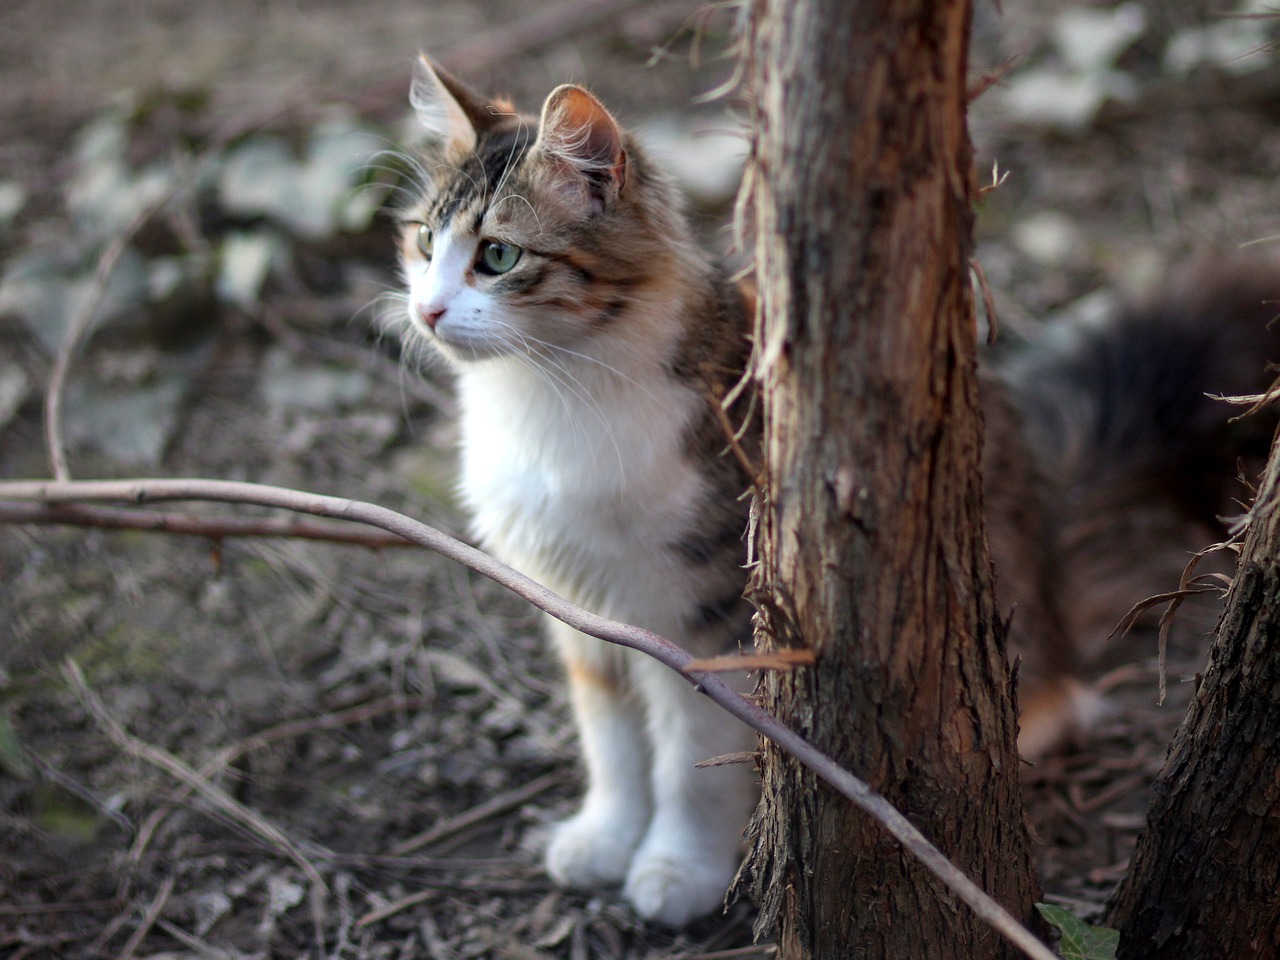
[{"xmin": 418, "ymin": 304, "xmax": 446, "ymax": 331}]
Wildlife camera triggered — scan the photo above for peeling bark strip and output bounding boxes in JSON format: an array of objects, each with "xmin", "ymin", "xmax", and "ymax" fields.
[
  {"xmin": 1109, "ymin": 436, "xmax": 1280, "ymax": 957},
  {"xmin": 683, "ymin": 649, "xmax": 817, "ymax": 673},
  {"xmin": 741, "ymin": 1, "xmax": 1040, "ymax": 957}
]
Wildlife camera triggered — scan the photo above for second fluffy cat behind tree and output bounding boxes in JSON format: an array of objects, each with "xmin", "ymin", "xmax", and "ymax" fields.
[{"xmin": 393, "ymin": 59, "xmax": 1278, "ymax": 927}]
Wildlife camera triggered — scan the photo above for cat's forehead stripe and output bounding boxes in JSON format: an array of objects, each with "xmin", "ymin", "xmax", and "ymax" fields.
[
  {"xmin": 430, "ymin": 195, "xmax": 484, "ymax": 238},
  {"xmin": 434, "ymin": 123, "xmax": 536, "ymax": 225}
]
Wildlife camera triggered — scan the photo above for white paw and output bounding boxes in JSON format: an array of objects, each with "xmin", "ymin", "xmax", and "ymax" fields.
[
  {"xmin": 623, "ymin": 850, "xmax": 737, "ymax": 927},
  {"xmin": 544, "ymin": 809, "xmax": 644, "ymax": 889}
]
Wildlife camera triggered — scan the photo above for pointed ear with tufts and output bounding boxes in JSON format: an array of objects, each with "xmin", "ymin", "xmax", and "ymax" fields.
[
  {"xmin": 410, "ymin": 56, "xmax": 498, "ymax": 152},
  {"xmin": 535, "ymin": 84, "xmax": 627, "ymax": 213}
]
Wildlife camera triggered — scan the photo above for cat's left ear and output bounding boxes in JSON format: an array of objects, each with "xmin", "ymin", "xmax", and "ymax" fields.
[
  {"xmin": 411, "ymin": 55, "xmax": 494, "ymax": 153},
  {"xmin": 535, "ymin": 85, "xmax": 627, "ymax": 213}
]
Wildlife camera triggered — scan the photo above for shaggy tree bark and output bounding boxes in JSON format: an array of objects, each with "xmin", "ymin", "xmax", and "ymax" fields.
[
  {"xmin": 1108, "ymin": 433, "xmax": 1280, "ymax": 957},
  {"xmin": 739, "ymin": 1, "xmax": 1040, "ymax": 958}
]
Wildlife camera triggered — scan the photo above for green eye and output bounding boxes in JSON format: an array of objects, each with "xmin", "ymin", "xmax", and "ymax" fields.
[
  {"xmin": 477, "ymin": 240, "xmax": 522, "ymax": 275},
  {"xmin": 416, "ymin": 224, "xmax": 433, "ymax": 259}
]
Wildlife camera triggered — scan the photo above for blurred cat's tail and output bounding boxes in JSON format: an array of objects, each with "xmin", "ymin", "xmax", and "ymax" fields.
[{"xmin": 1007, "ymin": 256, "xmax": 1280, "ymax": 663}]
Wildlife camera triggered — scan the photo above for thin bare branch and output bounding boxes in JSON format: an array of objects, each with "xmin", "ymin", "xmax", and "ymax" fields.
[
  {"xmin": 1213, "ymin": 372, "xmax": 1280, "ymax": 421},
  {"xmin": 971, "ymin": 255, "xmax": 1001, "ymax": 345},
  {"xmin": 0, "ymin": 501, "xmax": 418, "ymax": 549},
  {"xmin": 6, "ymin": 477, "xmax": 1054, "ymax": 960},
  {"xmin": 356, "ymin": 889, "xmax": 437, "ymax": 929},
  {"xmin": 200, "ymin": 695, "xmax": 434, "ymax": 778},
  {"xmin": 1156, "ymin": 540, "xmax": 1237, "ymax": 705},
  {"xmin": 389, "ymin": 771, "xmax": 566, "ymax": 856},
  {"xmin": 695, "ymin": 751, "xmax": 759, "ymax": 768},
  {"xmin": 1239, "ymin": 232, "xmax": 1280, "ymax": 248},
  {"xmin": 0, "ymin": 900, "xmax": 122, "ymax": 918},
  {"xmin": 116, "ymin": 875, "xmax": 175, "ymax": 960},
  {"xmin": 687, "ymin": 945, "xmax": 777, "ymax": 960},
  {"xmin": 44, "ymin": 206, "xmax": 157, "ymax": 481},
  {"xmin": 23, "ymin": 749, "xmax": 133, "ymax": 833},
  {"xmin": 967, "ymin": 55, "xmax": 1018, "ymax": 103}
]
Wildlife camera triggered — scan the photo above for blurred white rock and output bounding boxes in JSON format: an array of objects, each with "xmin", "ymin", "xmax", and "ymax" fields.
[
  {"xmin": 66, "ymin": 111, "xmax": 177, "ymax": 240},
  {"xmin": 219, "ymin": 121, "xmax": 383, "ymax": 240},
  {"xmin": 638, "ymin": 114, "xmax": 746, "ymax": 207},
  {"xmin": 0, "ymin": 359, "xmax": 29, "ymax": 432},
  {"xmin": 259, "ymin": 344, "xmax": 372, "ymax": 414},
  {"xmin": 998, "ymin": 3, "xmax": 1146, "ymax": 132},
  {"xmin": 0, "ymin": 180, "xmax": 26, "ymax": 231},
  {"xmin": 1012, "ymin": 210, "xmax": 1086, "ymax": 268},
  {"xmin": 1054, "ymin": 3, "xmax": 1147, "ymax": 73},
  {"xmin": 217, "ymin": 230, "xmax": 283, "ymax": 308}
]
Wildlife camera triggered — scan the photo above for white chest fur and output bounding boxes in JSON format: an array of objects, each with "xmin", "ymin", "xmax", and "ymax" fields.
[{"xmin": 455, "ymin": 348, "xmax": 706, "ymax": 627}]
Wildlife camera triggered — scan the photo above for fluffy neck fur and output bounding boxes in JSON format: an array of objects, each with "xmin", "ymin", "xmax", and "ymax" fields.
[{"xmin": 456, "ymin": 269, "xmax": 742, "ymax": 628}]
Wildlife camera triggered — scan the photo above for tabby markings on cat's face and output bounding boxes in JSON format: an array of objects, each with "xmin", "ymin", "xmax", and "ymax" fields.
[
  {"xmin": 398, "ymin": 63, "xmax": 655, "ymax": 371},
  {"xmin": 401, "ymin": 217, "xmax": 527, "ymax": 361},
  {"xmin": 399, "ymin": 192, "xmax": 626, "ymax": 367}
]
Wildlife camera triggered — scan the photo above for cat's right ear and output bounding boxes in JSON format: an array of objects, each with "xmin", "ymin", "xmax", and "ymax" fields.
[
  {"xmin": 410, "ymin": 56, "xmax": 489, "ymax": 153},
  {"xmin": 535, "ymin": 85, "xmax": 627, "ymax": 214}
]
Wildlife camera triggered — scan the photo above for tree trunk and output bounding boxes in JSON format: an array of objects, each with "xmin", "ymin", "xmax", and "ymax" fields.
[
  {"xmin": 740, "ymin": 1, "xmax": 1040, "ymax": 958},
  {"xmin": 1108, "ymin": 436, "xmax": 1280, "ymax": 957}
]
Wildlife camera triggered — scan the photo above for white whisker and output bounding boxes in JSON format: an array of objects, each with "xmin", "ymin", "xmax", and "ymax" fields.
[{"xmin": 517, "ymin": 328, "xmax": 661, "ymax": 405}]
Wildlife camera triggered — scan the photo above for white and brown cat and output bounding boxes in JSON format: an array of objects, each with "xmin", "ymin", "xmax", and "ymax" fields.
[{"xmin": 393, "ymin": 58, "xmax": 1278, "ymax": 926}]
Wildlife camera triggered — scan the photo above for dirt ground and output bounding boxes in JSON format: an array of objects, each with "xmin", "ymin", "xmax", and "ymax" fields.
[{"xmin": 1, "ymin": 1, "xmax": 1279, "ymax": 957}]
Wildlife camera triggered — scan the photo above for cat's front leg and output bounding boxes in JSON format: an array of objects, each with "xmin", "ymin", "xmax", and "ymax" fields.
[
  {"xmin": 545, "ymin": 622, "xmax": 652, "ymax": 888},
  {"xmin": 623, "ymin": 657, "xmax": 758, "ymax": 927}
]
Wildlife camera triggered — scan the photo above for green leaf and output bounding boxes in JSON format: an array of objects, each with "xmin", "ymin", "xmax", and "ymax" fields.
[
  {"xmin": 218, "ymin": 122, "xmax": 382, "ymax": 239},
  {"xmin": 0, "ymin": 358, "xmax": 30, "ymax": 432},
  {"xmin": 63, "ymin": 368, "xmax": 189, "ymax": 467},
  {"xmin": 67, "ymin": 112, "xmax": 175, "ymax": 238},
  {"xmin": 0, "ymin": 180, "xmax": 27, "ymax": 230},
  {"xmin": 0, "ymin": 246, "xmax": 150, "ymax": 354},
  {"xmin": 217, "ymin": 230, "xmax": 283, "ymax": 307},
  {"xmin": 1037, "ymin": 903, "xmax": 1120, "ymax": 960}
]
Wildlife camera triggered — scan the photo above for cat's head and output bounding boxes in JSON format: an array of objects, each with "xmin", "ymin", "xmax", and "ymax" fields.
[{"xmin": 396, "ymin": 58, "xmax": 686, "ymax": 368}]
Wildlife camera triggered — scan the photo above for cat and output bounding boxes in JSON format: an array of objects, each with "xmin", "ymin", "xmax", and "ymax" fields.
[
  {"xmin": 393, "ymin": 58, "xmax": 1278, "ymax": 926},
  {"xmin": 397, "ymin": 59, "xmax": 759, "ymax": 927}
]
